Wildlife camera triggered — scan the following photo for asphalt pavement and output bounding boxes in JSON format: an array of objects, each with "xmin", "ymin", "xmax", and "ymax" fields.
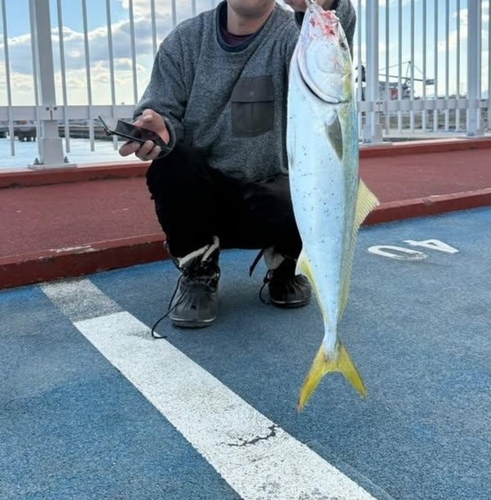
[{"xmin": 1, "ymin": 207, "xmax": 490, "ymax": 499}]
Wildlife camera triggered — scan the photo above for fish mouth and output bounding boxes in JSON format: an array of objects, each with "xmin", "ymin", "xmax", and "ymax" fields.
[{"xmin": 304, "ymin": 0, "xmax": 325, "ymax": 16}]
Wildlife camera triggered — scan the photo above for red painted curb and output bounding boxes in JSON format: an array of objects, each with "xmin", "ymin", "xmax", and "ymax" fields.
[
  {"xmin": 1, "ymin": 189, "xmax": 489, "ymax": 291},
  {"xmin": 0, "ymin": 234, "xmax": 167, "ymax": 290},
  {"xmin": 360, "ymin": 137, "xmax": 491, "ymax": 159},
  {"xmin": 365, "ymin": 188, "xmax": 491, "ymax": 225},
  {"xmin": 0, "ymin": 161, "xmax": 148, "ymax": 189}
]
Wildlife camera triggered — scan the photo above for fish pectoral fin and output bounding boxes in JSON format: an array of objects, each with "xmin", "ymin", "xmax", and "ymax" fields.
[
  {"xmin": 325, "ymin": 113, "xmax": 343, "ymax": 160},
  {"xmin": 297, "ymin": 341, "xmax": 366, "ymax": 412}
]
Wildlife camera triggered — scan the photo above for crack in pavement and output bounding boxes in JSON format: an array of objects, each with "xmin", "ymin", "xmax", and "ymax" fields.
[{"xmin": 227, "ymin": 425, "xmax": 279, "ymax": 447}]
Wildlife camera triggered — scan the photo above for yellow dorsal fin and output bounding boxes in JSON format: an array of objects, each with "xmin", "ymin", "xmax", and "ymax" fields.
[
  {"xmin": 338, "ymin": 179, "xmax": 380, "ymax": 318},
  {"xmin": 297, "ymin": 341, "xmax": 366, "ymax": 411},
  {"xmin": 355, "ymin": 178, "xmax": 380, "ymax": 229}
]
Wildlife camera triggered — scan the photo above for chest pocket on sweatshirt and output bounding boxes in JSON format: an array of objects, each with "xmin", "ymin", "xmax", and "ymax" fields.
[{"xmin": 231, "ymin": 76, "xmax": 274, "ymax": 137}]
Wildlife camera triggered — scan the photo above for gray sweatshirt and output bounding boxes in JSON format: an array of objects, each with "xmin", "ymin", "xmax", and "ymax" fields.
[{"xmin": 135, "ymin": 1, "xmax": 356, "ymax": 181}]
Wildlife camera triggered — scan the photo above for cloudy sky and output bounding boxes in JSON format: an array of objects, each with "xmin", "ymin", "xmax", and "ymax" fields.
[{"xmin": 0, "ymin": 0, "xmax": 489, "ymax": 108}]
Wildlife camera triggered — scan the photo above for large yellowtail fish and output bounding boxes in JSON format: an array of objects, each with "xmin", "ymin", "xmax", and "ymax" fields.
[{"xmin": 287, "ymin": 0, "xmax": 379, "ymax": 411}]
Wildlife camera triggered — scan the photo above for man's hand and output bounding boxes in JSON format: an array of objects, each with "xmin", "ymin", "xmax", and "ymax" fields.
[
  {"xmin": 284, "ymin": 0, "xmax": 336, "ymax": 12},
  {"xmin": 119, "ymin": 109, "xmax": 170, "ymax": 161}
]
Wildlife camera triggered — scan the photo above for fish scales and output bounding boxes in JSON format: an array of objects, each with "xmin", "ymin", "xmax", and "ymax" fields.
[{"xmin": 286, "ymin": 0, "xmax": 379, "ymax": 411}]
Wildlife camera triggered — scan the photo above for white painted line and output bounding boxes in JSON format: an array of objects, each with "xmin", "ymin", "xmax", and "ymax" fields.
[
  {"xmin": 42, "ymin": 280, "xmax": 375, "ymax": 500},
  {"xmin": 41, "ymin": 278, "xmax": 121, "ymax": 322}
]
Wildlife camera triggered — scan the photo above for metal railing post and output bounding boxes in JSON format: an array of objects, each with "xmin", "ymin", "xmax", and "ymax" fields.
[
  {"xmin": 363, "ymin": 0, "xmax": 383, "ymax": 143},
  {"xmin": 466, "ymin": 0, "xmax": 483, "ymax": 136},
  {"xmin": 28, "ymin": 0, "xmax": 73, "ymax": 168}
]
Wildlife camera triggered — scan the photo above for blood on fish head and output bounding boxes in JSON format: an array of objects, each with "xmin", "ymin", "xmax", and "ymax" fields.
[{"xmin": 296, "ymin": 4, "xmax": 352, "ymax": 104}]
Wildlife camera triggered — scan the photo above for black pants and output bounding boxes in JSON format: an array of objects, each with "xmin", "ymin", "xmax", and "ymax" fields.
[{"xmin": 146, "ymin": 144, "xmax": 302, "ymax": 259}]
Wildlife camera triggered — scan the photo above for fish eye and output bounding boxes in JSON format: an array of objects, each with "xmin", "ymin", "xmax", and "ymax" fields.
[{"xmin": 340, "ymin": 41, "xmax": 348, "ymax": 50}]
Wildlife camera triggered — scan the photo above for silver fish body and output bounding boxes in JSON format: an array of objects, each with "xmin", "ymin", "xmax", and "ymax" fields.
[{"xmin": 287, "ymin": 2, "xmax": 379, "ymax": 410}]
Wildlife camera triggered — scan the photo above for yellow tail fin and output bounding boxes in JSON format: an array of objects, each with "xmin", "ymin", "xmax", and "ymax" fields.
[{"xmin": 297, "ymin": 342, "xmax": 366, "ymax": 411}]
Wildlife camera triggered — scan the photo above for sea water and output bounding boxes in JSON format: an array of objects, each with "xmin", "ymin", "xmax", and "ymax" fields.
[{"xmin": 0, "ymin": 137, "xmax": 132, "ymax": 170}]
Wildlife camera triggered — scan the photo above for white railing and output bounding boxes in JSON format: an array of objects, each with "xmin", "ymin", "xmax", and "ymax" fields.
[
  {"xmin": 0, "ymin": 0, "xmax": 489, "ymax": 168},
  {"xmin": 357, "ymin": 0, "xmax": 489, "ymax": 142}
]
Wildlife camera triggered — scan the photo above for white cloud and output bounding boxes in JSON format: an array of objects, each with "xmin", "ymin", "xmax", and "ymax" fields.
[
  {"xmin": 117, "ymin": 0, "xmax": 218, "ymax": 21},
  {"xmin": 0, "ymin": 0, "xmax": 217, "ymax": 104},
  {"xmin": 0, "ymin": 65, "xmax": 35, "ymax": 106},
  {"xmin": 358, "ymin": 0, "xmax": 421, "ymax": 8},
  {"xmin": 439, "ymin": 25, "xmax": 468, "ymax": 52},
  {"xmin": 0, "ymin": 4, "xmax": 178, "ymax": 105},
  {"xmin": 1, "ymin": 0, "xmax": 489, "ymax": 105}
]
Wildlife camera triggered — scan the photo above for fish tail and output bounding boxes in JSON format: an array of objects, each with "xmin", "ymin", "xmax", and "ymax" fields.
[{"xmin": 297, "ymin": 341, "xmax": 366, "ymax": 411}]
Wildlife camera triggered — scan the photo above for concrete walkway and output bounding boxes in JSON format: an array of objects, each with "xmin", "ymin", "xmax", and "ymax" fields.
[
  {"xmin": 1, "ymin": 208, "xmax": 490, "ymax": 499},
  {"xmin": 1, "ymin": 138, "xmax": 490, "ymax": 289}
]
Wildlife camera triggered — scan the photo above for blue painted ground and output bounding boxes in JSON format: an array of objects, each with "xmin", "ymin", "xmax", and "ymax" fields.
[{"xmin": 1, "ymin": 207, "xmax": 490, "ymax": 500}]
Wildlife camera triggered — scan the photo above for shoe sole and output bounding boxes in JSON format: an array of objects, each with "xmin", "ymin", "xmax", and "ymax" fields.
[
  {"xmin": 170, "ymin": 316, "xmax": 216, "ymax": 329},
  {"xmin": 270, "ymin": 298, "xmax": 311, "ymax": 309}
]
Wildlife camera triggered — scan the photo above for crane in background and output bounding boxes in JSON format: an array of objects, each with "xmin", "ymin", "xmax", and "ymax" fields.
[{"xmin": 356, "ymin": 61, "xmax": 435, "ymax": 100}]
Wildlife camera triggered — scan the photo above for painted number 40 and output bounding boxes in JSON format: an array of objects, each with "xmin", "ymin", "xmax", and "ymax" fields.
[{"xmin": 368, "ymin": 239, "xmax": 459, "ymax": 261}]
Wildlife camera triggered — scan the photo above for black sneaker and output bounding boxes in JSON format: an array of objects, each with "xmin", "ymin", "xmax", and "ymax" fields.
[
  {"xmin": 169, "ymin": 252, "xmax": 220, "ymax": 328},
  {"xmin": 267, "ymin": 258, "xmax": 311, "ymax": 308}
]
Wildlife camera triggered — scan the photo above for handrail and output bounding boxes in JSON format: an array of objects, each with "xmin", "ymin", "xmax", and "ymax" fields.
[{"xmin": 0, "ymin": 0, "xmax": 489, "ymax": 168}]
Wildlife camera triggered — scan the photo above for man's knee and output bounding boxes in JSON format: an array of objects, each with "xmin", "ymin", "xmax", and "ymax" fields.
[{"xmin": 242, "ymin": 173, "xmax": 293, "ymax": 219}]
